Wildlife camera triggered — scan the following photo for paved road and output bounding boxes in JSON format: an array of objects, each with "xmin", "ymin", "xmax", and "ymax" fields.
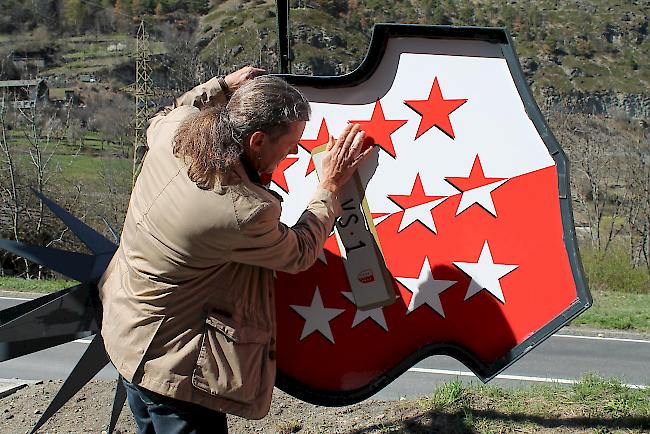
[{"xmin": 0, "ymin": 294, "xmax": 647, "ymax": 401}]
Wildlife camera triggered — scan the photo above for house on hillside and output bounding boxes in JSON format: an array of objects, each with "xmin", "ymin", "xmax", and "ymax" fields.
[
  {"xmin": 0, "ymin": 79, "xmax": 48, "ymax": 109},
  {"xmin": 79, "ymin": 74, "xmax": 97, "ymax": 83},
  {"xmin": 48, "ymin": 88, "xmax": 79, "ymax": 107}
]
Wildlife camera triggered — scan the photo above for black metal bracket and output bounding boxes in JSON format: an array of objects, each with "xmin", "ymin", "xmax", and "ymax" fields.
[{"xmin": 276, "ymin": 0, "xmax": 291, "ymax": 74}]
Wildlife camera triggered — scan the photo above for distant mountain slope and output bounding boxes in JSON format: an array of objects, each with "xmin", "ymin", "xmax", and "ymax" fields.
[
  {"xmin": 1, "ymin": 0, "xmax": 648, "ymax": 118},
  {"xmin": 197, "ymin": 0, "xmax": 649, "ymax": 118}
]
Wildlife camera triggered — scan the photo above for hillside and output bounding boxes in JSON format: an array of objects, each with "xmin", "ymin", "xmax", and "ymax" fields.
[
  {"xmin": 1, "ymin": 0, "xmax": 649, "ymax": 118},
  {"xmin": 196, "ymin": 0, "xmax": 650, "ymax": 118},
  {"xmin": 200, "ymin": 0, "xmax": 650, "ymax": 93}
]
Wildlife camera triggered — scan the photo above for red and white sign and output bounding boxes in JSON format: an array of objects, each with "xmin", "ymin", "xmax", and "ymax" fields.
[{"xmin": 270, "ymin": 26, "xmax": 589, "ymax": 405}]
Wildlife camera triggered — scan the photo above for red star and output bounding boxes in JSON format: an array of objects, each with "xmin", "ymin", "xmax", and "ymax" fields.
[
  {"xmin": 271, "ymin": 157, "xmax": 299, "ymax": 193},
  {"xmin": 371, "ymin": 212, "xmax": 390, "ymax": 220},
  {"xmin": 299, "ymin": 118, "xmax": 330, "ymax": 175},
  {"xmin": 405, "ymin": 77, "xmax": 467, "ymax": 140},
  {"xmin": 445, "ymin": 155, "xmax": 506, "ymax": 192},
  {"xmin": 388, "ymin": 174, "xmax": 446, "ymax": 210},
  {"xmin": 350, "ymin": 100, "xmax": 408, "ymax": 158}
]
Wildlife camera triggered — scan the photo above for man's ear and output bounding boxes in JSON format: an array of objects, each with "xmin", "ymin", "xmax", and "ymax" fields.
[{"xmin": 248, "ymin": 131, "xmax": 267, "ymax": 155}]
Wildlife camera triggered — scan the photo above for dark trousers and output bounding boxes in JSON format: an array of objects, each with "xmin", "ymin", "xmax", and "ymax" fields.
[{"xmin": 122, "ymin": 377, "xmax": 228, "ymax": 434}]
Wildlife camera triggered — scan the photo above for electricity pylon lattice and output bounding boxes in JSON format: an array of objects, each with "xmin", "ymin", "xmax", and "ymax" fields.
[{"xmin": 134, "ymin": 20, "xmax": 154, "ymax": 187}]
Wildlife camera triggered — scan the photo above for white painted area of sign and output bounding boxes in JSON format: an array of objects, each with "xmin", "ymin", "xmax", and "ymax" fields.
[{"xmin": 293, "ymin": 50, "xmax": 556, "ymax": 220}]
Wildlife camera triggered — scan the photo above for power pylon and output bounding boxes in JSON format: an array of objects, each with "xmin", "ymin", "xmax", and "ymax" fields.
[{"xmin": 133, "ymin": 20, "xmax": 154, "ymax": 187}]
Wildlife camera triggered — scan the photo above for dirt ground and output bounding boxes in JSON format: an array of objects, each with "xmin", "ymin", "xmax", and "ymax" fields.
[
  {"xmin": 2, "ymin": 378, "xmax": 646, "ymax": 434},
  {"xmin": 0, "ymin": 380, "xmax": 416, "ymax": 434}
]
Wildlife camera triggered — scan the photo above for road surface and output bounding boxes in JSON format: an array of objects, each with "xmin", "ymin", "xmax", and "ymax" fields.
[{"xmin": 0, "ymin": 294, "xmax": 647, "ymax": 401}]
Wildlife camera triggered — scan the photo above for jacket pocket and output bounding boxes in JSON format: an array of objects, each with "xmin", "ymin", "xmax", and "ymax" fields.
[{"xmin": 191, "ymin": 312, "xmax": 272, "ymax": 404}]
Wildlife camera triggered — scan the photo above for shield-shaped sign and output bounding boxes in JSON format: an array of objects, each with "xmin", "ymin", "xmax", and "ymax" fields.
[
  {"xmin": 0, "ymin": 24, "xmax": 589, "ymax": 431},
  {"xmin": 271, "ymin": 24, "xmax": 590, "ymax": 405}
]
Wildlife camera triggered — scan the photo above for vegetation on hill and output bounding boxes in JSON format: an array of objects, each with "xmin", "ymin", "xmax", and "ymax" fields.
[
  {"xmin": 195, "ymin": 0, "xmax": 650, "ymax": 95},
  {"xmin": 1, "ymin": 0, "xmax": 649, "ymax": 96}
]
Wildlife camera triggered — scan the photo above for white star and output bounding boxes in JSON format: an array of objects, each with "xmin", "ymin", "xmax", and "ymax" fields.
[
  {"xmin": 341, "ymin": 292, "xmax": 389, "ymax": 331},
  {"xmin": 398, "ymin": 197, "xmax": 447, "ymax": 233},
  {"xmin": 396, "ymin": 257, "xmax": 457, "ymax": 317},
  {"xmin": 453, "ymin": 241, "xmax": 518, "ymax": 303},
  {"xmin": 290, "ymin": 287, "xmax": 345, "ymax": 343},
  {"xmin": 456, "ymin": 179, "xmax": 507, "ymax": 216}
]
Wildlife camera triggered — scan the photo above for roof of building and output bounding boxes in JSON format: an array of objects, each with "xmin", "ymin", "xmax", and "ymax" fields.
[{"xmin": 0, "ymin": 79, "xmax": 46, "ymax": 88}]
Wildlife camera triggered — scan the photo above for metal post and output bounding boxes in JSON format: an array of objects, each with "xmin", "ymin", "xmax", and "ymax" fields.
[{"xmin": 276, "ymin": 0, "xmax": 291, "ymax": 74}]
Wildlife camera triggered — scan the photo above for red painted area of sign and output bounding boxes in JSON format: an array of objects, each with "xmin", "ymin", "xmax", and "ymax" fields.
[
  {"xmin": 405, "ymin": 77, "xmax": 468, "ymax": 140},
  {"xmin": 275, "ymin": 165, "xmax": 576, "ymax": 392},
  {"xmin": 362, "ymin": 136, "xmax": 375, "ymax": 151}
]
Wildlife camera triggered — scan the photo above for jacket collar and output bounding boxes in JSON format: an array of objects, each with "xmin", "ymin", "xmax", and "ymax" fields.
[
  {"xmin": 213, "ymin": 155, "xmax": 258, "ymax": 195},
  {"xmin": 239, "ymin": 154, "xmax": 262, "ymax": 185},
  {"xmin": 215, "ymin": 155, "xmax": 283, "ymax": 202}
]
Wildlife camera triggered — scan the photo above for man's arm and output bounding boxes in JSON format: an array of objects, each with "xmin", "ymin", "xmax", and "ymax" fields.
[
  {"xmin": 173, "ymin": 76, "xmax": 229, "ymax": 110},
  {"xmin": 147, "ymin": 66, "xmax": 266, "ymax": 143},
  {"xmin": 229, "ymin": 186, "xmax": 341, "ymax": 274},
  {"xmin": 145, "ymin": 78, "xmax": 226, "ymax": 139},
  {"xmin": 230, "ymin": 123, "xmax": 374, "ymax": 273},
  {"xmin": 163, "ymin": 66, "xmax": 266, "ymax": 112}
]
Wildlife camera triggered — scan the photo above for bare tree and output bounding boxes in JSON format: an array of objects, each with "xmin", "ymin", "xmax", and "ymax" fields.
[
  {"xmin": 0, "ymin": 96, "xmax": 22, "ymax": 248},
  {"xmin": 556, "ymin": 113, "xmax": 628, "ymax": 252},
  {"xmin": 624, "ymin": 131, "xmax": 650, "ymax": 271},
  {"xmin": 0, "ymin": 97, "xmax": 80, "ymax": 278},
  {"xmin": 549, "ymin": 108, "xmax": 649, "ymax": 276}
]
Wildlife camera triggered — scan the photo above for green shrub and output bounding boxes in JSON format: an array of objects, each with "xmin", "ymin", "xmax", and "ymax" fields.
[{"xmin": 580, "ymin": 243, "xmax": 650, "ymax": 294}]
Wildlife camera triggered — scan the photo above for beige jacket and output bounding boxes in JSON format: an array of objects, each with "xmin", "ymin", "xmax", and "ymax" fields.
[{"xmin": 98, "ymin": 78, "xmax": 341, "ymax": 419}]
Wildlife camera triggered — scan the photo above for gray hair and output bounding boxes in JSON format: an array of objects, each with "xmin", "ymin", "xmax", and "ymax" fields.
[
  {"xmin": 227, "ymin": 76, "xmax": 311, "ymax": 143},
  {"xmin": 173, "ymin": 75, "xmax": 311, "ymax": 189}
]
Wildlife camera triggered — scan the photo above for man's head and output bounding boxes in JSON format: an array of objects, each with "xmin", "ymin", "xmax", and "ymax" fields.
[
  {"xmin": 228, "ymin": 76, "xmax": 310, "ymax": 174},
  {"xmin": 174, "ymin": 75, "xmax": 310, "ymax": 189}
]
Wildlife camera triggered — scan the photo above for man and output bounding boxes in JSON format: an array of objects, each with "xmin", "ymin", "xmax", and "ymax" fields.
[{"xmin": 99, "ymin": 66, "xmax": 371, "ymax": 433}]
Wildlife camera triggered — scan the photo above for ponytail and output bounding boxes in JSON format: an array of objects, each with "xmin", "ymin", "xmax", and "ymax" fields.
[
  {"xmin": 173, "ymin": 76, "xmax": 311, "ymax": 190},
  {"xmin": 173, "ymin": 104, "xmax": 242, "ymax": 190}
]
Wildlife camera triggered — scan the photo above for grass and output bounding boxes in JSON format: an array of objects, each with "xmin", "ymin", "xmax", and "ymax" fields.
[
  {"xmin": 404, "ymin": 374, "xmax": 650, "ymax": 433},
  {"xmin": 0, "ymin": 276, "xmax": 77, "ymax": 293},
  {"xmin": 6, "ymin": 130, "xmax": 127, "ymax": 154},
  {"xmin": 7, "ymin": 151, "xmax": 130, "ymax": 189},
  {"xmin": 571, "ymin": 289, "xmax": 650, "ymax": 332},
  {"xmin": 419, "ymin": 380, "xmax": 466, "ymax": 412},
  {"xmin": 276, "ymin": 420, "xmax": 303, "ymax": 434},
  {"xmin": 49, "ymin": 154, "xmax": 131, "ymax": 187}
]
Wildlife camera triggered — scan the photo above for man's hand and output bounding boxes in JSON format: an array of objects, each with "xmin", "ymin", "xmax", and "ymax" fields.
[
  {"xmin": 319, "ymin": 123, "xmax": 374, "ymax": 194},
  {"xmin": 224, "ymin": 66, "xmax": 266, "ymax": 93}
]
